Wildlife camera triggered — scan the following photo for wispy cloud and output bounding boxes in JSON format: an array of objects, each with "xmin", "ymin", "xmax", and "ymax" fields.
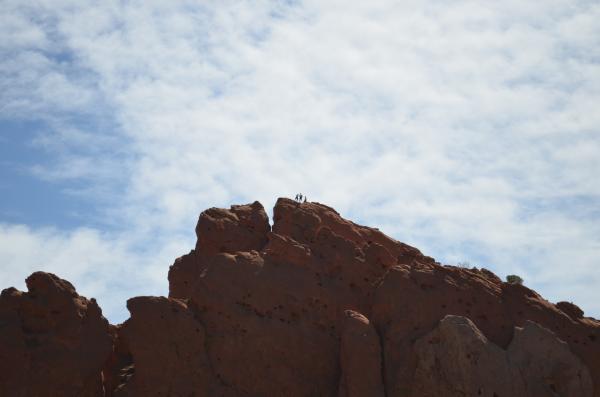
[{"xmin": 1, "ymin": 0, "xmax": 599, "ymax": 321}]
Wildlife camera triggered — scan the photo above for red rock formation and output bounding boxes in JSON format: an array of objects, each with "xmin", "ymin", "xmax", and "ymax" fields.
[
  {"xmin": 411, "ymin": 315, "xmax": 593, "ymax": 396},
  {"xmin": 165, "ymin": 199, "xmax": 435, "ymax": 396},
  {"xmin": 1, "ymin": 198, "xmax": 599, "ymax": 396},
  {"xmin": 557, "ymin": 301, "xmax": 585, "ymax": 319},
  {"xmin": 164, "ymin": 198, "xmax": 599, "ymax": 396},
  {"xmin": 338, "ymin": 310, "xmax": 385, "ymax": 397},
  {"xmin": 114, "ymin": 297, "xmax": 220, "ymax": 396},
  {"xmin": 508, "ymin": 320, "xmax": 594, "ymax": 396},
  {"xmin": 103, "ymin": 323, "xmax": 133, "ymax": 397},
  {"xmin": 195, "ymin": 201, "xmax": 270, "ymax": 256},
  {"xmin": 371, "ymin": 263, "xmax": 600, "ymax": 396},
  {"xmin": 0, "ymin": 272, "xmax": 112, "ymax": 397}
]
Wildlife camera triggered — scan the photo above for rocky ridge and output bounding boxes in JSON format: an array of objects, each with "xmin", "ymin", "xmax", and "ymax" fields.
[{"xmin": 1, "ymin": 198, "xmax": 598, "ymax": 396}]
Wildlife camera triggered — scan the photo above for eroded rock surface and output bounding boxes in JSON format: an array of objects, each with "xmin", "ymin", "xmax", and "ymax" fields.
[
  {"xmin": 371, "ymin": 264, "xmax": 600, "ymax": 396},
  {"xmin": 115, "ymin": 297, "xmax": 219, "ymax": 396},
  {"xmin": 1, "ymin": 198, "xmax": 599, "ymax": 396},
  {"xmin": 411, "ymin": 315, "xmax": 593, "ymax": 397},
  {"xmin": 162, "ymin": 198, "xmax": 599, "ymax": 396},
  {"xmin": 509, "ymin": 320, "xmax": 594, "ymax": 397},
  {"xmin": 165, "ymin": 199, "xmax": 434, "ymax": 396},
  {"xmin": 338, "ymin": 310, "xmax": 385, "ymax": 397},
  {"xmin": 0, "ymin": 272, "xmax": 112, "ymax": 397}
]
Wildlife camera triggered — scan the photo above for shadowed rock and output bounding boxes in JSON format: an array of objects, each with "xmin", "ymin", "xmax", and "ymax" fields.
[
  {"xmin": 338, "ymin": 310, "xmax": 385, "ymax": 397},
  {"xmin": 557, "ymin": 301, "xmax": 585, "ymax": 319},
  {"xmin": 411, "ymin": 315, "xmax": 593, "ymax": 397},
  {"xmin": 509, "ymin": 320, "xmax": 594, "ymax": 396},
  {"xmin": 114, "ymin": 297, "xmax": 220, "ymax": 396},
  {"xmin": 0, "ymin": 272, "xmax": 112, "ymax": 397}
]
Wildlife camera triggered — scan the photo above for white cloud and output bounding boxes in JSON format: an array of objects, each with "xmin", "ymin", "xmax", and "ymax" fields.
[{"xmin": 1, "ymin": 0, "xmax": 599, "ymax": 319}]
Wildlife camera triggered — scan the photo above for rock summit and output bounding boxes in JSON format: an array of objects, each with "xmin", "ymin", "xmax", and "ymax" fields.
[{"xmin": 1, "ymin": 198, "xmax": 598, "ymax": 396}]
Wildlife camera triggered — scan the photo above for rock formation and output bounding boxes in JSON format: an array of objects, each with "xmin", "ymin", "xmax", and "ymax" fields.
[
  {"xmin": 0, "ymin": 272, "xmax": 112, "ymax": 397},
  {"xmin": 1, "ymin": 198, "xmax": 599, "ymax": 396},
  {"xmin": 410, "ymin": 315, "xmax": 593, "ymax": 396}
]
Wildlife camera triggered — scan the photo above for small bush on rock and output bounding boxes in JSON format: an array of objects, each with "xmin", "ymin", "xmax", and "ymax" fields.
[{"xmin": 506, "ymin": 274, "xmax": 524, "ymax": 285}]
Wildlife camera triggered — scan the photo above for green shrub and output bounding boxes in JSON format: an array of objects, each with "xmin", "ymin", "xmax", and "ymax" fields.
[{"xmin": 506, "ymin": 274, "xmax": 524, "ymax": 285}]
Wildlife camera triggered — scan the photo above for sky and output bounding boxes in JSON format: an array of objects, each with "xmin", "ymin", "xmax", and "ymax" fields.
[{"xmin": 1, "ymin": 0, "xmax": 599, "ymax": 323}]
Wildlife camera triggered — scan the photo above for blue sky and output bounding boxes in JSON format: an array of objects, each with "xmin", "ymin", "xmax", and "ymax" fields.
[{"xmin": 1, "ymin": 0, "xmax": 599, "ymax": 323}]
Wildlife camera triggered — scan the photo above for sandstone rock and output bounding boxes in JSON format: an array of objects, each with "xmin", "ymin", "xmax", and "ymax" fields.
[
  {"xmin": 557, "ymin": 301, "xmax": 584, "ymax": 319},
  {"xmin": 2, "ymin": 198, "xmax": 599, "ymax": 397},
  {"xmin": 371, "ymin": 264, "xmax": 600, "ymax": 396},
  {"xmin": 103, "ymin": 323, "xmax": 135, "ymax": 397},
  {"xmin": 338, "ymin": 310, "xmax": 385, "ymax": 397},
  {"xmin": 0, "ymin": 272, "xmax": 112, "ymax": 397},
  {"xmin": 116, "ymin": 296, "xmax": 220, "ymax": 396},
  {"xmin": 508, "ymin": 320, "xmax": 594, "ymax": 397},
  {"xmin": 272, "ymin": 198, "xmax": 433, "ymax": 267},
  {"xmin": 165, "ymin": 198, "xmax": 600, "ymax": 397},
  {"xmin": 411, "ymin": 315, "xmax": 522, "ymax": 397},
  {"xmin": 165, "ymin": 199, "xmax": 422, "ymax": 396},
  {"xmin": 195, "ymin": 201, "xmax": 270, "ymax": 255},
  {"xmin": 169, "ymin": 249, "xmax": 342, "ymax": 396},
  {"xmin": 411, "ymin": 315, "xmax": 593, "ymax": 397}
]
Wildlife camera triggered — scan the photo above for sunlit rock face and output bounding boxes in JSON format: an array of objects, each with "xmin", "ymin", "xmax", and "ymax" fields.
[{"xmin": 1, "ymin": 198, "xmax": 599, "ymax": 396}]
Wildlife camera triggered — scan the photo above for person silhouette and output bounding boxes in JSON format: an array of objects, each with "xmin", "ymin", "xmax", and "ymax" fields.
[{"xmin": 303, "ymin": 196, "xmax": 307, "ymax": 203}]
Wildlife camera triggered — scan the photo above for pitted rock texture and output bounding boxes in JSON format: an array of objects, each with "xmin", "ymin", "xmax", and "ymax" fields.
[
  {"xmin": 0, "ymin": 272, "xmax": 112, "ymax": 397},
  {"xmin": 1, "ymin": 198, "xmax": 599, "ymax": 397},
  {"xmin": 371, "ymin": 264, "xmax": 600, "ymax": 396},
  {"xmin": 411, "ymin": 315, "xmax": 593, "ymax": 397},
  {"xmin": 166, "ymin": 199, "xmax": 436, "ymax": 397},
  {"xmin": 164, "ymin": 198, "xmax": 599, "ymax": 397}
]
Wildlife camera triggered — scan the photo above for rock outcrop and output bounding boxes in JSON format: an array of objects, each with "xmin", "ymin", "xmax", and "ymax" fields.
[
  {"xmin": 0, "ymin": 272, "xmax": 112, "ymax": 397},
  {"xmin": 1, "ymin": 198, "xmax": 599, "ymax": 396},
  {"xmin": 411, "ymin": 315, "xmax": 593, "ymax": 396},
  {"xmin": 338, "ymin": 310, "xmax": 385, "ymax": 397},
  {"xmin": 114, "ymin": 297, "xmax": 218, "ymax": 396}
]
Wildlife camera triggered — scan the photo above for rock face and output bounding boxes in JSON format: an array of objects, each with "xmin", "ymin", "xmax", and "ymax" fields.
[
  {"xmin": 1, "ymin": 198, "xmax": 599, "ymax": 396},
  {"xmin": 508, "ymin": 320, "xmax": 594, "ymax": 396},
  {"xmin": 338, "ymin": 310, "xmax": 385, "ymax": 397},
  {"xmin": 411, "ymin": 315, "xmax": 593, "ymax": 396},
  {"xmin": 114, "ymin": 297, "xmax": 219, "ymax": 396},
  {"xmin": 0, "ymin": 272, "xmax": 112, "ymax": 397}
]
